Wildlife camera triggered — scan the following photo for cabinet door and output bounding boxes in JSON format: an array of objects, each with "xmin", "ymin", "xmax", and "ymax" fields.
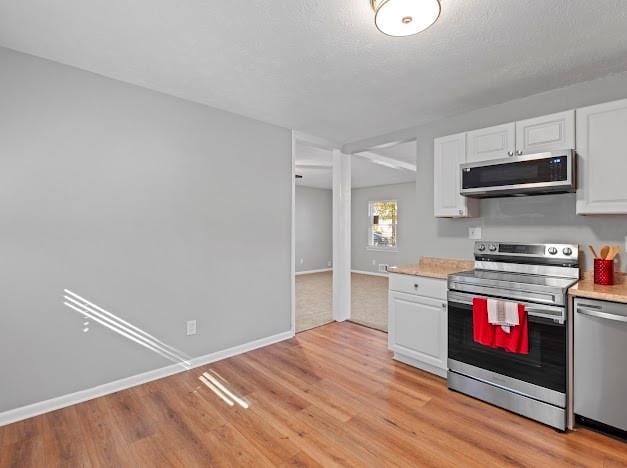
[
  {"xmin": 388, "ymin": 291, "xmax": 446, "ymax": 370},
  {"xmin": 515, "ymin": 110, "xmax": 575, "ymax": 155},
  {"xmin": 576, "ymin": 99, "xmax": 627, "ymax": 214},
  {"xmin": 433, "ymin": 133, "xmax": 478, "ymax": 218},
  {"xmin": 466, "ymin": 122, "xmax": 515, "ymax": 162}
]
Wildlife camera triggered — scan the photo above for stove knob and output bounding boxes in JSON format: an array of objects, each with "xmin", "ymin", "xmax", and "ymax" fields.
[
  {"xmin": 548, "ymin": 247, "xmax": 558, "ymax": 255},
  {"xmin": 563, "ymin": 247, "xmax": 573, "ymax": 256},
  {"xmin": 477, "ymin": 244, "xmax": 486, "ymax": 252},
  {"xmin": 488, "ymin": 244, "xmax": 497, "ymax": 252}
]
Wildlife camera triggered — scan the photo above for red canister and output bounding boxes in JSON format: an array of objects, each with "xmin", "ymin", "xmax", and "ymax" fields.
[{"xmin": 593, "ymin": 258, "xmax": 615, "ymax": 285}]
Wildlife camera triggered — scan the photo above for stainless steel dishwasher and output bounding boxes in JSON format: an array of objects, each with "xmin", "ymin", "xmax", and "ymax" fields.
[{"xmin": 574, "ymin": 298, "xmax": 627, "ymax": 433}]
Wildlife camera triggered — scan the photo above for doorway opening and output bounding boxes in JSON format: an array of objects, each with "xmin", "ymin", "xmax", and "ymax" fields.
[
  {"xmin": 350, "ymin": 140, "xmax": 417, "ymax": 332},
  {"xmin": 293, "ymin": 137, "xmax": 334, "ymax": 333}
]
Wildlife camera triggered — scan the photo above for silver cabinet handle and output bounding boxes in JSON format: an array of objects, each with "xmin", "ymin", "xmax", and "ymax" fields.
[
  {"xmin": 577, "ymin": 307, "xmax": 627, "ymax": 323},
  {"xmin": 507, "ymin": 151, "xmax": 514, "ymax": 156},
  {"xmin": 413, "ymin": 283, "xmax": 419, "ymax": 289},
  {"xmin": 516, "ymin": 150, "xmax": 523, "ymax": 155}
]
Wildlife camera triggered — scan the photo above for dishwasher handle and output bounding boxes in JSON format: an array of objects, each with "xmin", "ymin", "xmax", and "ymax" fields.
[{"xmin": 576, "ymin": 306, "xmax": 627, "ymax": 323}]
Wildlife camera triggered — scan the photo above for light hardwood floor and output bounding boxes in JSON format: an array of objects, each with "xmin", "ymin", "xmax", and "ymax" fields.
[{"xmin": 1, "ymin": 322, "xmax": 625, "ymax": 467}]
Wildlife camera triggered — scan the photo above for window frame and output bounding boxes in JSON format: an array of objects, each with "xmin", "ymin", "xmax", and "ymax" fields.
[{"xmin": 366, "ymin": 199, "xmax": 398, "ymax": 252}]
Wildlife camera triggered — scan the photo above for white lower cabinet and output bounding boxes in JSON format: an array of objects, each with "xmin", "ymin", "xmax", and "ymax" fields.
[{"xmin": 388, "ymin": 275, "xmax": 447, "ymax": 377}]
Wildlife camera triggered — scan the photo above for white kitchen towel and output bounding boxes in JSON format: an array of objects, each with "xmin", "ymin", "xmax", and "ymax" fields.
[{"xmin": 487, "ymin": 298, "xmax": 520, "ymax": 333}]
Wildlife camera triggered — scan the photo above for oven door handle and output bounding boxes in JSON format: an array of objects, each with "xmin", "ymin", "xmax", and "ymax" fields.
[
  {"xmin": 447, "ymin": 291, "xmax": 566, "ymax": 324},
  {"xmin": 576, "ymin": 307, "xmax": 627, "ymax": 323}
]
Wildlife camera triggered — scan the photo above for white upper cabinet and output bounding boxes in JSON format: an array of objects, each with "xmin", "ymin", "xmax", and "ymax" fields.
[
  {"xmin": 515, "ymin": 110, "xmax": 575, "ymax": 155},
  {"xmin": 433, "ymin": 103, "xmax": 627, "ymax": 217},
  {"xmin": 466, "ymin": 122, "xmax": 516, "ymax": 162},
  {"xmin": 434, "ymin": 132, "xmax": 478, "ymax": 218},
  {"xmin": 576, "ymin": 99, "xmax": 627, "ymax": 215}
]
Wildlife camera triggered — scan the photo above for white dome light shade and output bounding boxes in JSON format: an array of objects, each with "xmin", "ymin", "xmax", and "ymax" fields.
[{"xmin": 372, "ymin": 0, "xmax": 441, "ymax": 37}]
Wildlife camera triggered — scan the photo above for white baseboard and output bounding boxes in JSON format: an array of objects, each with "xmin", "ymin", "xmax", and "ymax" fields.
[
  {"xmin": 0, "ymin": 330, "xmax": 293, "ymax": 428},
  {"xmin": 295, "ymin": 268, "xmax": 332, "ymax": 276},
  {"xmin": 351, "ymin": 269, "xmax": 388, "ymax": 278}
]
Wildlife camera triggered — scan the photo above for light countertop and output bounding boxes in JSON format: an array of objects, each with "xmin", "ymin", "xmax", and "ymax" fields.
[
  {"xmin": 390, "ymin": 257, "xmax": 627, "ymax": 303},
  {"xmin": 387, "ymin": 257, "xmax": 473, "ymax": 280},
  {"xmin": 568, "ymin": 272, "xmax": 627, "ymax": 304}
]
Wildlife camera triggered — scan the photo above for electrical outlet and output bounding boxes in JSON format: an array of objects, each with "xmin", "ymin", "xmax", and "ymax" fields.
[
  {"xmin": 186, "ymin": 320, "xmax": 197, "ymax": 336},
  {"xmin": 372, "ymin": 259, "xmax": 376, "ymax": 265},
  {"xmin": 327, "ymin": 261, "xmax": 332, "ymax": 267},
  {"xmin": 468, "ymin": 227, "xmax": 482, "ymax": 240},
  {"xmin": 299, "ymin": 258, "xmax": 304, "ymax": 265},
  {"xmin": 378, "ymin": 264, "xmax": 389, "ymax": 273}
]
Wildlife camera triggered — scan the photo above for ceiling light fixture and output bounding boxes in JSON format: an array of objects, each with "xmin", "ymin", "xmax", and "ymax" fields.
[{"xmin": 371, "ymin": 0, "xmax": 441, "ymax": 37}]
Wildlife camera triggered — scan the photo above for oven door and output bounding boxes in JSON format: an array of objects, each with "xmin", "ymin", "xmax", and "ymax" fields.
[{"xmin": 447, "ymin": 291, "xmax": 566, "ymax": 407}]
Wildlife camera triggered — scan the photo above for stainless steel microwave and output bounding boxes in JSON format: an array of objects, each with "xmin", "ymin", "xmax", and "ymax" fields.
[{"xmin": 460, "ymin": 150, "xmax": 576, "ymax": 198}]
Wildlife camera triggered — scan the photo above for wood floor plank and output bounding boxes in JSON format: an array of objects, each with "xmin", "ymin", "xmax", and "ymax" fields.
[
  {"xmin": 193, "ymin": 372, "xmax": 302, "ymax": 465},
  {"xmin": 0, "ymin": 321, "xmax": 625, "ymax": 467},
  {"xmin": 201, "ymin": 423, "xmax": 276, "ymax": 468},
  {"xmin": 278, "ymin": 450, "xmax": 324, "ymax": 468},
  {"xmin": 248, "ymin": 390, "xmax": 365, "ymax": 468},
  {"xmin": 106, "ymin": 388, "xmax": 155, "ymax": 444},
  {"xmin": 292, "ymin": 405, "xmax": 400, "ymax": 468},
  {"xmin": 73, "ymin": 396, "xmax": 139, "ymax": 466},
  {"xmin": 242, "ymin": 352, "xmax": 355, "ymax": 423},
  {"xmin": 0, "ymin": 415, "xmax": 43, "ymax": 448},
  {"xmin": 214, "ymin": 356, "xmax": 311, "ymax": 415},
  {"xmin": 0, "ymin": 435, "xmax": 45, "ymax": 468},
  {"xmin": 129, "ymin": 434, "xmax": 187, "ymax": 468}
]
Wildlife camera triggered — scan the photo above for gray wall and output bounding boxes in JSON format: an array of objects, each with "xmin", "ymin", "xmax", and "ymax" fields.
[
  {"xmin": 344, "ymin": 72, "xmax": 627, "ymax": 271},
  {"xmin": 0, "ymin": 47, "xmax": 292, "ymax": 413},
  {"xmin": 295, "ymin": 186, "xmax": 332, "ymax": 272},
  {"xmin": 351, "ymin": 183, "xmax": 418, "ymax": 273}
]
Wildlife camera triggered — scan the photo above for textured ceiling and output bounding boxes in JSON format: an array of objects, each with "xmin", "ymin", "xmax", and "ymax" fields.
[{"xmin": 1, "ymin": 1, "xmax": 626, "ymax": 142}]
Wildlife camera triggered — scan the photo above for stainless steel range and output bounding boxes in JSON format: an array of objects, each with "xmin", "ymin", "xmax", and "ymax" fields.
[{"xmin": 447, "ymin": 241, "xmax": 580, "ymax": 430}]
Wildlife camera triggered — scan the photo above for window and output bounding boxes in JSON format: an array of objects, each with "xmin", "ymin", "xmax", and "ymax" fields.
[{"xmin": 368, "ymin": 200, "xmax": 397, "ymax": 249}]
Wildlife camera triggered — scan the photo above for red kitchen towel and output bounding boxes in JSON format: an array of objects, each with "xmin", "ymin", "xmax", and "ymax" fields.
[
  {"xmin": 472, "ymin": 298, "xmax": 495, "ymax": 346},
  {"xmin": 494, "ymin": 303, "xmax": 528, "ymax": 354},
  {"xmin": 472, "ymin": 298, "xmax": 529, "ymax": 354}
]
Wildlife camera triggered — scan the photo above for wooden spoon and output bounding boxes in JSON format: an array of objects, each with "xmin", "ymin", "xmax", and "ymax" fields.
[
  {"xmin": 589, "ymin": 245, "xmax": 599, "ymax": 259},
  {"xmin": 600, "ymin": 245, "xmax": 610, "ymax": 260},
  {"xmin": 607, "ymin": 245, "xmax": 620, "ymax": 261}
]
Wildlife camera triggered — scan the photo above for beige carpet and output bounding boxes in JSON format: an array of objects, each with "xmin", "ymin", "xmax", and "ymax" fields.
[
  {"xmin": 351, "ymin": 273, "xmax": 388, "ymax": 332},
  {"xmin": 296, "ymin": 271, "xmax": 388, "ymax": 333},
  {"xmin": 295, "ymin": 271, "xmax": 333, "ymax": 332}
]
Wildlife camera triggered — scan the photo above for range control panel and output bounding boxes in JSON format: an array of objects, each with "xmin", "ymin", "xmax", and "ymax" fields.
[{"xmin": 474, "ymin": 241, "xmax": 579, "ymax": 262}]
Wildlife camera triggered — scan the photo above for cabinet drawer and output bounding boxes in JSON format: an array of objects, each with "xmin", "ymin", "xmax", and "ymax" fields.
[{"xmin": 389, "ymin": 273, "xmax": 447, "ymax": 300}]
